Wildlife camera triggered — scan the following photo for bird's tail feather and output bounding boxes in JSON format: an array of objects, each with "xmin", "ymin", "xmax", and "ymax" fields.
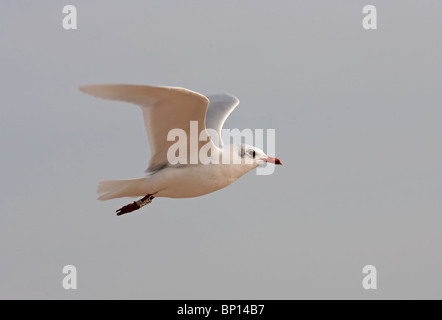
[{"xmin": 97, "ymin": 178, "xmax": 149, "ymax": 200}]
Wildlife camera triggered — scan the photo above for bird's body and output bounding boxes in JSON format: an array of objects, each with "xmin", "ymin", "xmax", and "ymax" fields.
[
  {"xmin": 97, "ymin": 145, "xmax": 255, "ymax": 200},
  {"xmin": 153, "ymin": 161, "xmax": 250, "ymax": 198},
  {"xmin": 80, "ymin": 84, "xmax": 281, "ymax": 215}
]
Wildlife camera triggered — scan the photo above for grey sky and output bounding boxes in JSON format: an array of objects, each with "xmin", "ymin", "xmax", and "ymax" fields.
[{"xmin": 1, "ymin": 1, "xmax": 441, "ymax": 299}]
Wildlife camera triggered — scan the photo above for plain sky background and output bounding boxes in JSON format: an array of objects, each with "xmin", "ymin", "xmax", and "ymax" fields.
[{"xmin": 1, "ymin": 1, "xmax": 441, "ymax": 299}]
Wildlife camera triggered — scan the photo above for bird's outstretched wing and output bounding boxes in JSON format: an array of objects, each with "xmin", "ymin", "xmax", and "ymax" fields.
[
  {"xmin": 79, "ymin": 84, "xmax": 215, "ymax": 172},
  {"xmin": 205, "ymin": 94, "xmax": 240, "ymax": 147}
]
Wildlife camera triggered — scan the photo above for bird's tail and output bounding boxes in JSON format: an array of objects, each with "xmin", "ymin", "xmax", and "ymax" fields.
[{"xmin": 97, "ymin": 178, "xmax": 150, "ymax": 200}]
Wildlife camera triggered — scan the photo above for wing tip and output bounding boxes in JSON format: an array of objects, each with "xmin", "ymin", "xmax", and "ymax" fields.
[
  {"xmin": 78, "ymin": 84, "xmax": 101, "ymax": 96},
  {"xmin": 208, "ymin": 93, "xmax": 240, "ymax": 105}
]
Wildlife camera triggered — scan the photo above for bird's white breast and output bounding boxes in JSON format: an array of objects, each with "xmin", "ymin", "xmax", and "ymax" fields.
[{"xmin": 152, "ymin": 164, "xmax": 250, "ymax": 198}]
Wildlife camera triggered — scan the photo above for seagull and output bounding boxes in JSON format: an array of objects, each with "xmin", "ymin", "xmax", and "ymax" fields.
[{"xmin": 80, "ymin": 85, "xmax": 282, "ymax": 216}]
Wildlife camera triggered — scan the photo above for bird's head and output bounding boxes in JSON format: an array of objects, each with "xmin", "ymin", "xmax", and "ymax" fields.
[{"xmin": 233, "ymin": 144, "xmax": 282, "ymax": 168}]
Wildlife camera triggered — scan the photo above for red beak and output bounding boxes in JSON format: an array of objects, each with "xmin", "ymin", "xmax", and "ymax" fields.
[{"xmin": 262, "ymin": 157, "xmax": 282, "ymax": 165}]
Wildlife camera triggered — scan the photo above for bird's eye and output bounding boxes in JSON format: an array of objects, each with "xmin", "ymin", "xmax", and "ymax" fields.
[{"xmin": 251, "ymin": 150, "xmax": 256, "ymax": 158}]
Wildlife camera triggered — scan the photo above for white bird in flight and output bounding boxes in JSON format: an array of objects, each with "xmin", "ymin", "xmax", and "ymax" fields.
[{"xmin": 80, "ymin": 85, "xmax": 282, "ymax": 216}]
